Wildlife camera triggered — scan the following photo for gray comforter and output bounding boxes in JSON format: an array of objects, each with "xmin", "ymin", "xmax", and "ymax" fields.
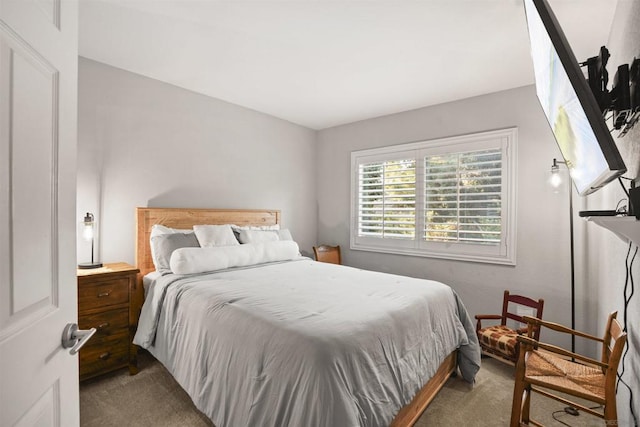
[{"xmin": 134, "ymin": 259, "xmax": 481, "ymax": 427}]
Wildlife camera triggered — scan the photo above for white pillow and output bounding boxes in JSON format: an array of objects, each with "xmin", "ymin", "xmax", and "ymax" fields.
[
  {"xmin": 193, "ymin": 224, "xmax": 239, "ymax": 247},
  {"xmin": 170, "ymin": 241, "xmax": 300, "ymax": 275}
]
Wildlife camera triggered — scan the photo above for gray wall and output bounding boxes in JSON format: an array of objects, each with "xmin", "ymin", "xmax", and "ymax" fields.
[
  {"xmin": 316, "ymin": 85, "xmax": 574, "ymax": 347},
  {"xmin": 77, "ymin": 58, "xmax": 317, "ymax": 265}
]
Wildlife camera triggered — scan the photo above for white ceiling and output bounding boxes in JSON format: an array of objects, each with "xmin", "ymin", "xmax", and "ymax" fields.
[{"xmin": 79, "ymin": 0, "xmax": 618, "ymax": 130}]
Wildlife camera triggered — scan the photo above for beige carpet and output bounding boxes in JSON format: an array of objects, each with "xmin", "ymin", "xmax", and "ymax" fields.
[{"xmin": 80, "ymin": 353, "xmax": 602, "ymax": 426}]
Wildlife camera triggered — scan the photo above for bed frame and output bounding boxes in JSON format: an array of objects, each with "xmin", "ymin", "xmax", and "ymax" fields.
[{"xmin": 134, "ymin": 207, "xmax": 457, "ymax": 427}]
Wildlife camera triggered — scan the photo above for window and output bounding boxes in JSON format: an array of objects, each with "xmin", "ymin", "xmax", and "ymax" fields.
[
  {"xmin": 424, "ymin": 149, "xmax": 502, "ymax": 244},
  {"xmin": 358, "ymin": 159, "xmax": 416, "ymax": 239},
  {"xmin": 351, "ymin": 128, "xmax": 517, "ymax": 265}
]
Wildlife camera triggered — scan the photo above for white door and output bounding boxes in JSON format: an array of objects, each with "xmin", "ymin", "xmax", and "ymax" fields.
[{"xmin": 0, "ymin": 0, "xmax": 79, "ymax": 425}]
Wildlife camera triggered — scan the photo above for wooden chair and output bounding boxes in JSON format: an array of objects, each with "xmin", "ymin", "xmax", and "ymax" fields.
[
  {"xmin": 313, "ymin": 245, "xmax": 341, "ymax": 264},
  {"xmin": 510, "ymin": 311, "xmax": 626, "ymax": 427},
  {"xmin": 475, "ymin": 290, "xmax": 544, "ymax": 364}
]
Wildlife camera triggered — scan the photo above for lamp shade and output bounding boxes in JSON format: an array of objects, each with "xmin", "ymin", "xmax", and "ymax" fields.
[
  {"xmin": 78, "ymin": 212, "xmax": 102, "ymax": 269},
  {"xmin": 82, "ymin": 212, "xmax": 95, "ymax": 241},
  {"xmin": 549, "ymin": 158, "xmax": 564, "ymax": 190}
]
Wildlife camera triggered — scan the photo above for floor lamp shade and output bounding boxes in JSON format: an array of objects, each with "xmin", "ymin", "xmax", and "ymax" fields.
[
  {"xmin": 78, "ymin": 212, "xmax": 103, "ymax": 269},
  {"xmin": 550, "ymin": 158, "xmax": 563, "ymax": 189}
]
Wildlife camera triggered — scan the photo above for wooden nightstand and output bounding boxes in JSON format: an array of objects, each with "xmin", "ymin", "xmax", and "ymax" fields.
[{"xmin": 77, "ymin": 262, "xmax": 140, "ymax": 380}]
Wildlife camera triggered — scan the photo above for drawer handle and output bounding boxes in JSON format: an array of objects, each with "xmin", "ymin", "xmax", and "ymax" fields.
[
  {"xmin": 97, "ymin": 322, "xmax": 110, "ymax": 330},
  {"xmin": 99, "ymin": 352, "xmax": 111, "ymax": 360},
  {"xmin": 97, "ymin": 291, "xmax": 111, "ymax": 298}
]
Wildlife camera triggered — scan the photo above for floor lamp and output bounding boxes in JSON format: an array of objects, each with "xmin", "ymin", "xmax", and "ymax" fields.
[{"xmin": 550, "ymin": 158, "xmax": 576, "ymax": 354}]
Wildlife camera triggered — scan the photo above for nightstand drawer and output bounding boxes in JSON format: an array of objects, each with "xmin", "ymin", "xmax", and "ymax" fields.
[
  {"xmin": 79, "ymin": 308, "xmax": 128, "ymax": 337},
  {"xmin": 82, "ymin": 329, "xmax": 129, "ymax": 352},
  {"xmin": 78, "ymin": 278, "xmax": 129, "ymax": 311},
  {"xmin": 79, "ymin": 332, "xmax": 129, "ymax": 380}
]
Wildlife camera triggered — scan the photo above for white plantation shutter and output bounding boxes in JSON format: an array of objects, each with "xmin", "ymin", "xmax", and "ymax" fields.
[
  {"xmin": 351, "ymin": 128, "xmax": 516, "ymax": 265},
  {"xmin": 358, "ymin": 159, "xmax": 416, "ymax": 239},
  {"xmin": 424, "ymin": 149, "xmax": 502, "ymax": 244}
]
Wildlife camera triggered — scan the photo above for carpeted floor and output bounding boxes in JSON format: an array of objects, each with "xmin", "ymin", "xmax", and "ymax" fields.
[{"xmin": 80, "ymin": 353, "xmax": 602, "ymax": 426}]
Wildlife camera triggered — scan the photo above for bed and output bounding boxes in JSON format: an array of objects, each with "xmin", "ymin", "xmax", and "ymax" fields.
[{"xmin": 132, "ymin": 207, "xmax": 480, "ymax": 427}]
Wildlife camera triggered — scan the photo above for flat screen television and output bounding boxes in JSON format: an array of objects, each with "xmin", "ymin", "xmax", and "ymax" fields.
[{"xmin": 523, "ymin": 0, "xmax": 626, "ymax": 195}]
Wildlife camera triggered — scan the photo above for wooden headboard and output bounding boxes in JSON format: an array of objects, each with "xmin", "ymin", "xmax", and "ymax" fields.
[{"xmin": 135, "ymin": 207, "xmax": 281, "ymax": 277}]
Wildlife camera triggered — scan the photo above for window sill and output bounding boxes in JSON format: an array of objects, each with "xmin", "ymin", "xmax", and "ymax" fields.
[{"xmin": 350, "ymin": 242, "xmax": 516, "ymax": 266}]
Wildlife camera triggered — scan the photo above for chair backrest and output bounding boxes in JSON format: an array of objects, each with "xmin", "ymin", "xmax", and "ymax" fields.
[
  {"xmin": 602, "ymin": 311, "xmax": 627, "ymax": 402},
  {"xmin": 501, "ymin": 290, "xmax": 545, "ymax": 340},
  {"xmin": 601, "ymin": 312, "xmax": 627, "ymax": 380},
  {"xmin": 313, "ymin": 245, "xmax": 341, "ymax": 264}
]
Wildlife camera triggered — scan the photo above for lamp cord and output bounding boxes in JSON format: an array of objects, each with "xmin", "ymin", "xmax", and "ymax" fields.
[
  {"xmin": 616, "ymin": 241, "xmax": 638, "ymax": 427},
  {"xmin": 551, "ymin": 410, "xmax": 576, "ymax": 426}
]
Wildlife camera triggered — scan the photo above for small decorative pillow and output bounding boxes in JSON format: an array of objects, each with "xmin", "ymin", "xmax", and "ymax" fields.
[
  {"xmin": 151, "ymin": 232, "xmax": 200, "ymax": 275},
  {"xmin": 193, "ymin": 224, "xmax": 239, "ymax": 247},
  {"xmin": 238, "ymin": 229, "xmax": 279, "ymax": 244},
  {"xmin": 238, "ymin": 229, "xmax": 295, "ymax": 244},
  {"xmin": 231, "ymin": 224, "xmax": 279, "ymax": 242}
]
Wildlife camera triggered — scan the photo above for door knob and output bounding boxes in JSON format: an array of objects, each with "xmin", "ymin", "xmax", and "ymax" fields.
[{"xmin": 61, "ymin": 323, "xmax": 96, "ymax": 355}]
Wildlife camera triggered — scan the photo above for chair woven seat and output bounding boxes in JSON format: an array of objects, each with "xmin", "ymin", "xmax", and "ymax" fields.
[
  {"xmin": 525, "ymin": 350, "xmax": 605, "ymax": 402},
  {"xmin": 478, "ymin": 325, "xmax": 519, "ymax": 359}
]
